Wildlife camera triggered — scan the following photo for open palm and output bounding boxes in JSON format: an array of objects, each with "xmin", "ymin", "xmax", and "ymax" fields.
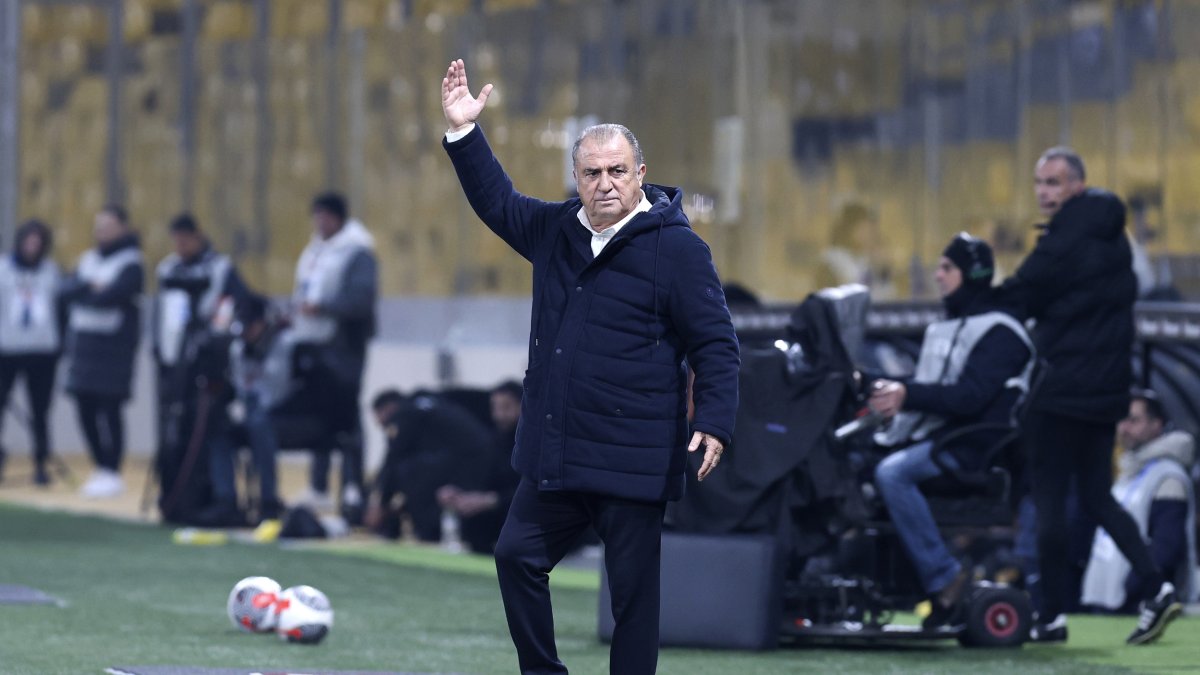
[{"xmin": 442, "ymin": 59, "xmax": 493, "ymax": 131}]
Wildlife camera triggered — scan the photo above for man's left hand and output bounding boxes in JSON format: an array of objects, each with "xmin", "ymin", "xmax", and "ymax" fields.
[
  {"xmin": 299, "ymin": 301, "xmax": 321, "ymax": 316},
  {"xmin": 689, "ymin": 431, "xmax": 725, "ymax": 482}
]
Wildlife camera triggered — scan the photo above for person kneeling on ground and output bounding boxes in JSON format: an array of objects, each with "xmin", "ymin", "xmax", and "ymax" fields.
[
  {"xmin": 870, "ymin": 233, "xmax": 1034, "ymax": 631},
  {"xmin": 1081, "ymin": 389, "xmax": 1196, "ymax": 612},
  {"xmin": 435, "ymin": 380, "xmax": 524, "ymax": 554},
  {"xmin": 365, "ymin": 389, "xmax": 492, "ymax": 541}
]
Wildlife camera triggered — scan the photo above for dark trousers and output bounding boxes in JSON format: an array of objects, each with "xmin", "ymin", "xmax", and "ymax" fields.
[
  {"xmin": 210, "ymin": 395, "xmax": 279, "ymax": 508},
  {"xmin": 308, "ymin": 379, "xmax": 364, "ymax": 495},
  {"xmin": 74, "ymin": 392, "xmax": 125, "ymax": 471},
  {"xmin": 495, "ymin": 479, "xmax": 665, "ymax": 675},
  {"xmin": 0, "ymin": 353, "xmax": 58, "ymax": 465},
  {"xmin": 1027, "ymin": 411, "xmax": 1163, "ymax": 618}
]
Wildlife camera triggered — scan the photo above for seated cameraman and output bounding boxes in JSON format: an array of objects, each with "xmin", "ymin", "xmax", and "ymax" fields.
[
  {"xmin": 869, "ymin": 234, "xmax": 1034, "ymax": 629},
  {"xmin": 205, "ymin": 295, "xmax": 289, "ymax": 523}
]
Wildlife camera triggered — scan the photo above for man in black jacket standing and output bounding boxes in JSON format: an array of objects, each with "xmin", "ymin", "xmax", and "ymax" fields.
[
  {"xmin": 441, "ymin": 59, "xmax": 739, "ymax": 675},
  {"xmin": 996, "ymin": 147, "xmax": 1181, "ymax": 644},
  {"xmin": 63, "ymin": 204, "xmax": 144, "ymax": 499}
]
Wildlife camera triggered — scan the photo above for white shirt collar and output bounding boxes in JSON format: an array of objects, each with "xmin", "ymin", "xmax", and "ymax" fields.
[{"xmin": 577, "ymin": 190, "xmax": 652, "ymax": 256}]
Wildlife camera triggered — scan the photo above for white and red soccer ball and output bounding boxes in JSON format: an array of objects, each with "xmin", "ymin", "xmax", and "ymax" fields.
[
  {"xmin": 273, "ymin": 584, "xmax": 334, "ymax": 644},
  {"xmin": 226, "ymin": 576, "xmax": 281, "ymax": 634},
  {"xmin": 227, "ymin": 577, "xmax": 334, "ymax": 644}
]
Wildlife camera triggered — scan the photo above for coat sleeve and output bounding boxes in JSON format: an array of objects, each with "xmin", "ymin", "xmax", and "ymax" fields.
[
  {"xmin": 443, "ymin": 125, "xmax": 561, "ymax": 262},
  {"xmin": 222, "ymin": 263, "xmax": 252, "ymax": 306},
  {"xmin": 668, "ymin": 236, "xmax": 741, "ymax": 445},
  {"xmin": 904, "ymin": 325, "xmax": 1030, "ymax": 419},
  {"xmin": 323, "ymin": 250, "xmax": 378, "ymax": 321}
]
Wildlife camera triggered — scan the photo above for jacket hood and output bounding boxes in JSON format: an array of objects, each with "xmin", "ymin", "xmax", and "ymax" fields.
[
  {"xmin": 619, "ymin": 184, "xmax": 690, "ymax": 237},
  {"xmin": 11, "ymin": 250, "xmax": 47, "ymax": 269},
  {"xmin": 313, "ymin": 218, "xmax": 375, "ymax": 251},
  {"xmin": 1045, "ymin": 188, "xmax": 1127, "ymax": 241},
  {"xmin": 98, "ymin": 232, "xmax": 141, "ymax": 257},
  {"xmin": 942, "ymin": 284, "xmax": 1012, "ymax": 319},
  {"xmin": 1119, "ymin": 430, "xmax": 1196, "ymax": 480}
]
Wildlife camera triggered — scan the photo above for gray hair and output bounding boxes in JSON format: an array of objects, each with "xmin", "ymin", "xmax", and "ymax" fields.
[
  {"xmin": 1038, "ymin": 146, "xmax": 1086, "ymax": 182},
  {"xmin": 571, "ymin": 123, "xmax": 644, "ymax": 168}
]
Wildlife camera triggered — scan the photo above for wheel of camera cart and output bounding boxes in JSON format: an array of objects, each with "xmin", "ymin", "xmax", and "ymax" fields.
[{"xmin": 957, "ymin": 584, "xmax": 1032, "ymax": 648}]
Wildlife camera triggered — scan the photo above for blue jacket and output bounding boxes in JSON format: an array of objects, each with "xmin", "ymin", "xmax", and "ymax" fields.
[{"xmin": 445, "ymin": 126, "xmax": 740, "ymax": 502}]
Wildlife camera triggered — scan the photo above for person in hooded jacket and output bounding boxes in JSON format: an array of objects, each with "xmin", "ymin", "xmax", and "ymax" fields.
[
  {"xmin": 1081, "ymin": 389, "xmax": 1196, "ymax": 613},
  {"xmin": 440, "ymin": 59, "xmax": 739, "ymax": 675},
  {"xmin": 869, "ymin": 234, "xmax": 1035, "ymax": 631},
  {"xmin": 61, "ymin": 204, "xmax": 144, "ymax": 499},
  {"xmin": 994, "ymin": 147, "xmax": 1181, "ymax": 645},
  {"xmin": 291, "ymin": 192, "xmax": 378, "ymax": 517},
  {"xmin": 0, "ymin": 220, "xmax": 64, "ymax": 485}
]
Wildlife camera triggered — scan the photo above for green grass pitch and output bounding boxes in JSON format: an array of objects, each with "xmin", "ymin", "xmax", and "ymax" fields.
[{"xmin": 0, "ymin": 503, "xmax": 1195, "ymax": 674}]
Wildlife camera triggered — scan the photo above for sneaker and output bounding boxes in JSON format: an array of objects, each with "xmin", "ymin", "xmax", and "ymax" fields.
[
  {"xmin": 80, "ymin": 469, "xmax": 125, "ymax": 499},
  {"xmin": 1029, "ymin": 613, "xmax": 1068, "ymax": 643},
  {"xmin": 1127, "ymin": 582, "xmax": 1182, "ymax": 645},
  {"xmin": 33, "ymin": 463, "xmax": 50, "ymax": 486}
]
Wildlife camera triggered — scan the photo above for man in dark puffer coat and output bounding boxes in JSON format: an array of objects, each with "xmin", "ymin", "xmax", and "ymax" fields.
[
  {"xmin": 62, "ymin": 204, "xmax": 144, "ymax": 500},
  {"xmin": 441, "ymin": 59, "xmax": 739, "ymax": 675},
  {"xmin": 996, "ymin": 147, "xmax": 1181, "ymax": 646}
]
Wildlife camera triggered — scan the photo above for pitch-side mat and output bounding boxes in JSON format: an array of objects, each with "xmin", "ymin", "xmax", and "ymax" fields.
[
  {"xmin": 0, "ymin": 583, "xmax": 66, "ymax": 606},
  {"xmin": 106, "ymin": 662, "xmax": 463, "ymax": 667}
]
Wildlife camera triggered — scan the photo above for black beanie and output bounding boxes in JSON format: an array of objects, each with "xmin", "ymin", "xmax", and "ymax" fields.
[{"xmin": 942, "ymin": 233, "xmax": 994, "ymax": 287}]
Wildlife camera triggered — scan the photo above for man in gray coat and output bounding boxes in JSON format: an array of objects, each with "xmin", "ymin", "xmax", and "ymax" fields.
[{"xmin": 291, "ymin": 192, "xmax": 378, "ymax": 517}]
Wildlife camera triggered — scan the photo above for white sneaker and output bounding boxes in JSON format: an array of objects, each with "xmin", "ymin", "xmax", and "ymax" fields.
[{"xmin": 80, "ymin": 469, "xmax": 125, "ymax": 499}]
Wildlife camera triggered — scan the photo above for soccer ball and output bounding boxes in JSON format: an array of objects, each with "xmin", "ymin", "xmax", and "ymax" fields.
[
  {"xmin": 226, "ymin": 576, "xmax": 282, "ymax": 633},
  {"xmin": 275, "ymin": 585, "xmax": 334, "ymax": 644}
]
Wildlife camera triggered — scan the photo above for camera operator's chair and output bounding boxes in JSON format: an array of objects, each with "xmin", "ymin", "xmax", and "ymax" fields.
[
  {"xmin": 920, "ymin": 359, "xmax": 1048, "ymax": 528},
  {"xmin": 854, "ymin": 359, "xmax": 1047, "ymax": 607}
]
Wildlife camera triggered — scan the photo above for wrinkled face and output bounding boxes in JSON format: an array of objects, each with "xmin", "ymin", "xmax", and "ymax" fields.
[
  {"xmin": 573, "ymin": 135, "xmax": 646, "ymax": 231},
  {"xmin": 934, "ymin": 256, "xmax": 963, "ymax": 298},
  {"xmin": 171, "ymin": 230, "xmax": 205, "ymax": 260},
  {"xmin": 1117, "ymin": 399, "xmax": 1164, "ymax": 451},
  {"xmin": 311, "ymin": 209, "xmax": 343, "ymax": 240},
  {"xmin": 93, "ymin": 211, "xmax": 125, "ymax": 246},
  {"xmin": 1034, "ymin": 157, "xmax": 1085, "ymax": 218},
  {"xmin": 490, "ymin": 390, "xmax": 521, "ymax": 433},
  {"xmin": 18, "ymin": 232, "xmax": 45, "ymax": 263}
]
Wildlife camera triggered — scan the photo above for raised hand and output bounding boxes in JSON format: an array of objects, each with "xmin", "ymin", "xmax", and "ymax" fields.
[{"xmin": 441, "ymin": 59, "xmax": 493, "ymax": 132}]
